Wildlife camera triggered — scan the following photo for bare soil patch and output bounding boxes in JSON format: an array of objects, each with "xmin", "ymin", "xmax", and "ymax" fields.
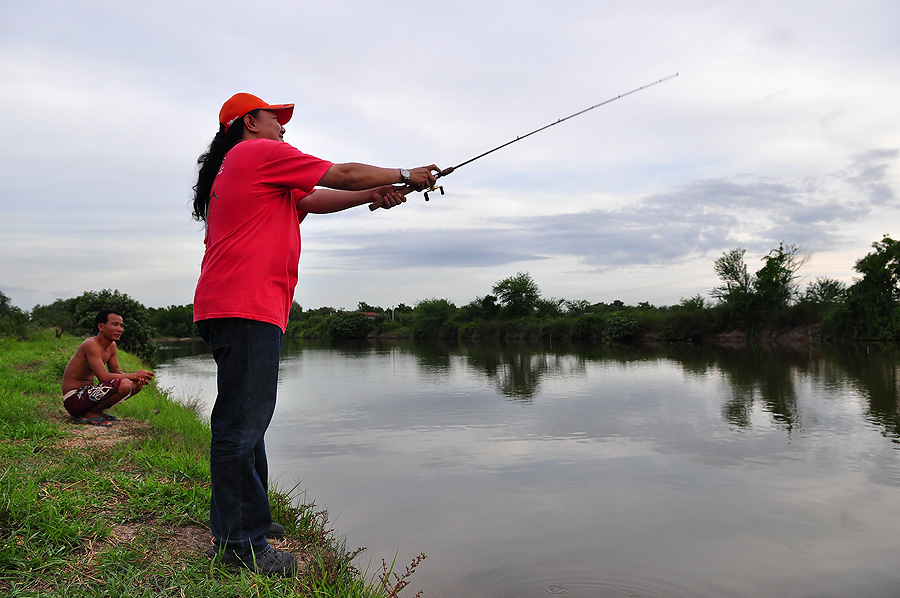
[
  {"xmin": 56, "ymin": 414, "xmax": 153, "ymax": 450},
  {"xmin": 53, "ymin": 413, "xmax": 312, "ymax": 573}
]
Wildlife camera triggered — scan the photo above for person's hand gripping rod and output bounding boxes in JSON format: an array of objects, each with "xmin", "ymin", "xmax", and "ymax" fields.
[{"xmin": 368, "ymin": 165, "xmax": 451, "ymax": 211}]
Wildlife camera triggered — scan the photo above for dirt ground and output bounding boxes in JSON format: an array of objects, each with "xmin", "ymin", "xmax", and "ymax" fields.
[{"xmin": 55, "ymin": 415, "xmax": 309, "ymax": 571}]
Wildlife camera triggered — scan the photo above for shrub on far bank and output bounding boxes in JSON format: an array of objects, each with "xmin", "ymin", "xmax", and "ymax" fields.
[
  {"xmin": 71, "ymin": 289, "xmax": 158, "ymax": 361},
  {"xmin": 413, "ymin": 298, "xmax": 457, "ymax": 338},
  {"xmin": 602, "ymin": 313, "xmax": 638, "ymax": 343},
  {"xmin": 326, "ymin": 311, "xmax": 372, "ymax": 339},
  {"xmin": 0, "ymin": 291, "xmax": 29, "ymax": 339}
]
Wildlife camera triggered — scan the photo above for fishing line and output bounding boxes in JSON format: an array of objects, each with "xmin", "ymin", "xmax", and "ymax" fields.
[
  {"xmin": 371, "ymin": 74, "xmax": 679, "ymax": 210},
  {"xmin": 678, "ymin": 1, "xmax": 756, "ymax": 72}
]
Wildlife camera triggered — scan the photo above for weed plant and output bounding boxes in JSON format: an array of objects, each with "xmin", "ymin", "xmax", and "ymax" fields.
[{"xmin": 0, "ymin": 331, "xmax": 427, "ymax": 597}]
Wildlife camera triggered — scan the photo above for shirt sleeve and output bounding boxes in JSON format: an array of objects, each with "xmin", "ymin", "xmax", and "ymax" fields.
[
  {"xmin": 292, "ymin": 189, "xmax": 309, "ymax": 224},
  {"xmin": 258, "ymin": 141, "xmax": 334, "ymax": 195}
]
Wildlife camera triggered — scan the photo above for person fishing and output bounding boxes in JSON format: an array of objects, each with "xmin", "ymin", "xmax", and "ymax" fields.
[{"xmin": 191, "ymin": 92, "xmax": 441, "ymax": 576}]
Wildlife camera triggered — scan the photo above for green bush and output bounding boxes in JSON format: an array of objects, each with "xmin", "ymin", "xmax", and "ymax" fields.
[
  {"xmin": 30, "ymin": 298, "xmax": 76, "ymax": 334},
  {"xmin": 376, "ymin": 319, "xmax": 406, "ymax": 335},
  {"xmin": 602, "ymin": 313, "xmax": 638, "ymax": 342},
  {"xmin": 412, "ymin": 299, "xmax": 458, "ymax": 337},
  {"xmin": 822, "ymin": 235, "xmax": 900, "ymax": 340},
  {"xmin": 573, "ymin": 313, "xmax": 605, "ymax": 341},
  {"xmin": 148, "ymin": 304, "xmax": 195, "ymax": 338},
  {"xmin": 0, "ymin": 292, "xmax": 30, "ymax": 339},
  {"xmin": 458, "ymin": 319, "xmax": 501, "ymax": 340},
  {"xmin": 325, "ymin": 311, "xmax": 370, "ymax": 339},
  {"xmin": 541, "ymin": 317, "xmax": 574, "ymax": 340},
  {"xmin": 70, "ymin": 289, "xmax": 158, "ymax": 361},
  {"xmin": 659, "ymin": 312, "xmax": 706, "ymax": 342}
]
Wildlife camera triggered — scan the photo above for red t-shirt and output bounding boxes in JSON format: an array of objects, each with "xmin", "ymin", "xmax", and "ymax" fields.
[{"xmin": 192, "ymin": 138, "xmax": 333, "ymax": 331}]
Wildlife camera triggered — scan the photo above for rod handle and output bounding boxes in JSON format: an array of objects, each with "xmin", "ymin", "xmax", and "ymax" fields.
[{"xmin": 368, "ymin": 185, "xmax": 415, "ymax": 211}]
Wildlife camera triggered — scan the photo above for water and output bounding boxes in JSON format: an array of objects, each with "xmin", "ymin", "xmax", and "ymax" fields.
[{"xmin": 155, "ymin": 339, "xmax": 900, "ymax": 597}]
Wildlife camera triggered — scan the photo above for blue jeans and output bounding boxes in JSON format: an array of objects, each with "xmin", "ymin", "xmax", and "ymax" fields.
[{"xmin": 197, "ymin": 318, "xmax": 283, "ymax": 556}]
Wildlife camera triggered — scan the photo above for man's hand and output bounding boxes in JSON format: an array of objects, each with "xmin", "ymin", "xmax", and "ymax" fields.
[
  {"xmin": 133, "ymin": 369, "xmax": 154, "ymax": 385},
  {"xmin": 369, "ymin": 185, "xmax": 409, "ymax": 210},
  {"xmin": 407, "ymin": 165, "xmax": 440, "ymax": 191},
  {"xmin": 367, "ymin": 163, "xmax": 443, "ymax": 210}
]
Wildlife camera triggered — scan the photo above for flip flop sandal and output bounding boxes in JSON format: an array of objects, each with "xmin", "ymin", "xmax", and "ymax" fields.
[
  {"xmin": 101, "ymin": 413, "xmax": 120, "ymax": 421},
  {"xmin": 77, "ymin": 416, "xmax": 113, "ymax": 427}
]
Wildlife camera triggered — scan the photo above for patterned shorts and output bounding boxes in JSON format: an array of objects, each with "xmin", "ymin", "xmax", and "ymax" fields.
[{"xmin": 63, "ymin": 378, "xmax": 123, "ymax": 417}]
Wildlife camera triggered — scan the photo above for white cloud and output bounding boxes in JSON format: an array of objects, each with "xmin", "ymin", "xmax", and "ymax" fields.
[{"xmin": 1, "ymin": 0, "xmax": 898, "ymax": 310}]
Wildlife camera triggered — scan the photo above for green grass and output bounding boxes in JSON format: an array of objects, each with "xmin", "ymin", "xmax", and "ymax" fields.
[{"xmin": 0, "ymin": 331, "xmax": 427, "ymax": 597}]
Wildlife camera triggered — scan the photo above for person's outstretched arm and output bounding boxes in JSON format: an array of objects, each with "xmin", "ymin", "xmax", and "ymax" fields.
[
  {"xmin": 298, "ymin": 185, "xmax": 411, "ymax": 213},
  {"xmin": 318, "ymin": 163, "xmax": 440, "ymax": 192}
]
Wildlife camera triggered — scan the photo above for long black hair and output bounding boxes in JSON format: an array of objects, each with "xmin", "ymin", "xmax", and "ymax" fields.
[{"xmin": 191, "ymin": 110, "xmax": 260, "ymax": 222}]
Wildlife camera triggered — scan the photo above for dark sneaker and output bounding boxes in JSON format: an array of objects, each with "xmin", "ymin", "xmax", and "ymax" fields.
[
  {"xmin": 214, "ymin": 546, "xmax": 298, "ymax": 577},
  {"xmin": 266, "ymin": 522, "xmax": 285, "ymax": 539}
]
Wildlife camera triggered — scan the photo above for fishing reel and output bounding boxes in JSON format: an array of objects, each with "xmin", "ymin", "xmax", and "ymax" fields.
[
  {"xmin": 423, "ymin": 184, "xmax": 444, "ymax": 201},
  {"xmin": 423, "ymin": 167, "xmax": 453, "ymax": 201}
]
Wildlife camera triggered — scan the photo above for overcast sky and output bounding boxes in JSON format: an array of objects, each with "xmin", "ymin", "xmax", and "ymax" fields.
[{"xmin": 2, "ymin": 1, "xmax": 898, "ymax": 312}]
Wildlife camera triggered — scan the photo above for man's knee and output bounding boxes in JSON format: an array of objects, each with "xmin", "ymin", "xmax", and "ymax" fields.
[{"xmin": 118, "ymin": 379, "xmax": 135, "ymax": 398}]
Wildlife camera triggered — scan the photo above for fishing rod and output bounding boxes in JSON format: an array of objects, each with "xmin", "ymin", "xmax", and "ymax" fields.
[
  {"xmin": 372, "ymin": 73, "xmax": 678, "ymax": 210},
  {"xmin": 369, "ymin": 73, "xmax": 678, "ymax": 210}
]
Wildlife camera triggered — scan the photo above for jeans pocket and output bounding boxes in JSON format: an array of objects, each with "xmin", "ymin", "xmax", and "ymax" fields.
[{"xmin": 197, "ymin": 319, "xmax": 235, "ymax": 350}]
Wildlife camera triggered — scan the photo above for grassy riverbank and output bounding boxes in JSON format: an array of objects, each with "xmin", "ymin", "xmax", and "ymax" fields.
[{"xmin": 0, "ymin": 332, "xmax": 425, "ymax": 597}]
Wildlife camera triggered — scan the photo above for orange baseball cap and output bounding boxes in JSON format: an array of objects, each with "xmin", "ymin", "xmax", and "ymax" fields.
[{"xmin": 219, "ymin": 93, "xmax": 295, "ymax": 131}]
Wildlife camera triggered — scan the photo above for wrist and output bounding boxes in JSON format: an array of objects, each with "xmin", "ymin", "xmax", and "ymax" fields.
[{"xmin": 399, "ymin": 168, "xmax": 410, "ymax": 184}]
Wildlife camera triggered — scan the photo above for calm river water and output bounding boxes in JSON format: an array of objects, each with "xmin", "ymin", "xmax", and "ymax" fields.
[{"xmin": 155, "ymin": 339, "xmax": 900, "ymax": 598}]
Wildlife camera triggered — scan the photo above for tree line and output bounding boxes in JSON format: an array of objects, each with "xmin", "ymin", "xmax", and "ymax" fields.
[{"xmin": 2, "ymin": 234, "xmax": 899, "ymax": 360}]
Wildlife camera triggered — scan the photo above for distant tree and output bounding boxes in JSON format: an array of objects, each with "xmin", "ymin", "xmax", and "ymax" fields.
[
  {"xmin": 287, "ymin": 305, "xmax": 337, "ymax": 337},
  {"xmin": 0, "ymin": 291, "xmax": 29, "ymax": 338},
  {"xmin": 479, "ymin": 295, "xmax": 500, "ymax": 320},
  {"xmin": 30, "ymin": 297, "xmax": 76, "ymax": 336},
  {"xmin": 586, "ymin": 302, "xmax": 606, "ymax": 314},
  {"xmin": 602, "ymin": 313, "xmax": 638, "ymax": 342},
  {"xmin": 573, "ymin": 313, "xmax": 605, "ymax": 341},
  {"xmin": 70, "ymin": 289, "xmax": 157, "ymax": 360},
  {"xmin": 659, "ymin": 294, "xmax": 711, "ymax": 342},
  {"xmin": 460, "ymin": 295, "xmax": 499, "ymax": 322},
  {"xmin": 678, "ymin": 295, "xmax": 706, "ymax": 310},
  {"xmin": 825, "ymin": 235, "xmax": 900, "ymax": 339},
  {"xmin": 388, "ymin": 303, "xmax": 414, "ymax": 326},
  {"xmin": 147, "ymin": 304, "xmax": 195, "ymax": 338},
  {"xmin": 803, "ymin": 277, "xmax": 846, "ymax": 305},
  {"xmin": 458, "ymin": 299, "xmax": 479, "ymax": 322},
  {"xmin": 712, "ymin": 248, "xmax": 752, "ymax": 306},
  {"xmin": 712, "ymin": 244, "xmax": 807, "ymax": 329},
  {"xmin": 564, "ymin": 299, "xmax": 591, "ymax": 315},
  {"xmin": 492, "ymin": 272, "xmax": 540, "ymax": 319},
  {"xmin": 752, "ymin": 242, "xmax": 807, "ymax": 311},
  {"xmin": 326, "ymin": 310, "xmax": 370, "ymax": 339},
  {"xmin": 412, "ymin": 298, "xmax": 457, "ymax": 337},
  {"xmin": 852, "ymin": 235, "xmax": 900, "ymax": 300},
  {"xmin": 535, "ymin": 297, "xmax": 564, "ymax": 319},
  {"xmin": 289, "ymin": 301, "xmax": 304, "ymax": 322}
]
